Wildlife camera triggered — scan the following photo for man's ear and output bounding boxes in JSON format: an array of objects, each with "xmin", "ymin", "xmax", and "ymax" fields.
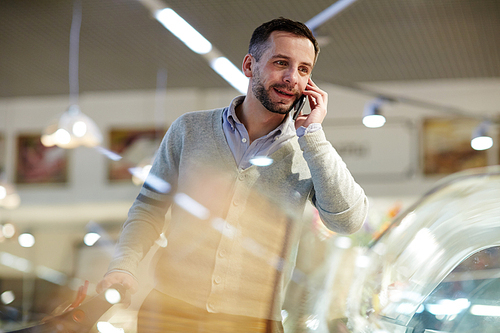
[{"xmin": 242, "ymin": 54, "xmax": 253, "ymax": 78}]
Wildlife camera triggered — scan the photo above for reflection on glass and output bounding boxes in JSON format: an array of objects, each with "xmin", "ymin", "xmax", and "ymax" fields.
[
  {"xmin": 348, "ymin": 166, "xmax": 500, "ymax": 333},
  {"xmin": 409, "ymin": 246, "xmax": 500, "ymax": 333}
]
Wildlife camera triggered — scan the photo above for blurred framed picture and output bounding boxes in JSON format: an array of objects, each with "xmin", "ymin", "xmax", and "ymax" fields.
[
  {"xmin": 108, "ymin": 128, "xmax": 165, "ymax": 182},
  {"xmin": 423, "ymin": 118, "xmax": 488, "ymax": 175},
  {"xmin": 16, "ymin": 134, "xmax": 68, "ymax": 184}
]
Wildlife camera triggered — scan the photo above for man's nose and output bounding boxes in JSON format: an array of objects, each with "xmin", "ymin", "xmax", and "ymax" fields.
[{"xmin": 282, "ymin": 68, "xmax": 298, "ymax": 85}]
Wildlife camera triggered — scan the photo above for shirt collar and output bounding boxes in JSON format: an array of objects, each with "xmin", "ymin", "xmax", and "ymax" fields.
[
  {"xmin": 226, "ymin": 96, "xmax": 245, "ymax": 130},
  {"xmin": 225, "ymin": 95, "xmax": 295, "ymax": 139}
]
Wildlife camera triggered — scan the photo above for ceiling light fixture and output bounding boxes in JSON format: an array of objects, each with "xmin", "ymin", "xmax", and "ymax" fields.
[
  {"xmin": 83, "ymin": 232, "xmax": 101, "ymax": 246},
  {"xmin": 305, "ymin": 0, "xmax": 358, "ymax": 31},
  {"xmin": 41, "ymin": 0, "xmax": 102, "ymax": 149},
  {"xmin": 471, "ymin": 120, "xmax": 493, "ymax": 151},
  {"xmin": 41, "ymin": 105, "xmax": 103, "ymax": 149},
  {"xmin": 18, "ymin": 232, "xmax": 35, "ymax": 248},
  {"xmin": 155, "ymin": 8, "xmax": 212, "ymax": 55},
  {"xmin": 130, "ymin": 69, "xmax": 166, "ymax": 187},
  {"xmin": 363, "ymin": 98, "xmax": 387, "ymax": 128},
  {"xmin": 140, "ymin": 0, "xmax": 248, "ymax": 94},
  {"xmin": 210, "ymin": 57, "xmax": 249, "ymax": 94}
]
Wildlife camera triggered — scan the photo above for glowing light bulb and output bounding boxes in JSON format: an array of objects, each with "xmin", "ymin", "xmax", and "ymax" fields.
[
  {"xmin": 41, "ymin": 134, "xmax": 56, "ymax": 147},
  {"xmin": 18, "ymin": 233, "xmax": 35, "ymax": 248},
  {"xmin": 73, "ymin": 121, "xmax": 87, "ymax": 137},
  {"xmin": 1, "ymin": 291, "xmax": 15, "ymax": 305},
  {"xmin": 0, "ymin": 186, "xmax": 6, "ymax": 200},
  {"xmin": 471, "ymin": 136, "xmax": 493, "ymax": 150},
  {"xmin": 83, "ymin": 232, "xmax": 101, "ymax": 246},
  {"xmin": 54, "ymin": 129, "xmax": 71, "ymax": 145},
  {"xmin": 363, "ymin": 114, "xmax": 386, "ymax": 128}
]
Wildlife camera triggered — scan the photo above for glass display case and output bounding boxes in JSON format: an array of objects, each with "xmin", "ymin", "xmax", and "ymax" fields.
[{"xmin": 347, "ymin": 166, "xmax": 500, "ymax": 333}]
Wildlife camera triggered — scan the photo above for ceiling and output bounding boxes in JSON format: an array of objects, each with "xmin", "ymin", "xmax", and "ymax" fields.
[{"xmin": 0, "ymin": 0, "xmax": 499, "ymax": 99}]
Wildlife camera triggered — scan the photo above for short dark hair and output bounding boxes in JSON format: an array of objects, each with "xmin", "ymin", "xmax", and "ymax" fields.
[{"xmin": 249, "ymin": 17, "xmax": 320, "ymax": 63}]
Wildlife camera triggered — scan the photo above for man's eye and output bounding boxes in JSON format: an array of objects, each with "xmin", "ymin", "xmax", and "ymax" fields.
[
  {"xmin": 275, "ymin": 60, "xmax": 287, "ymax": 66},
  {"xmin": 299, "ymin": 67, "xmax": 310, "ymax": 74}
]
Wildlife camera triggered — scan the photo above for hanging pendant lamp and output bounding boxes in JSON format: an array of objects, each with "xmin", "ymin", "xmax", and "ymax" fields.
[{"xmin": 41, "ymin": 0, "xmax": 102, "ymax": 149}]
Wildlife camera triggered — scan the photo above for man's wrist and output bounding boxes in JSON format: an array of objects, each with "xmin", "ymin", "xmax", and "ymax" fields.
[
  {"xmin": 105, "ymin": 269, "xmax": 138, "ymax": 281},
  {"xmin": 297, "ymin": 123, "xmax": 322, "ymax": 137}
]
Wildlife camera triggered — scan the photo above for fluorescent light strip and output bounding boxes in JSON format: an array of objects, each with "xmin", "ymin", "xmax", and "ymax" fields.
[
  {"xmin": 155, "ymin": 8, "xmax": 212, "ymax": 55},
  {"xmin": 305, "ymin": 0, "xmax": 358, "ymax": 31},
  {"xmin": 210, "ymin": 57, "xmax": 249, "ymax": 94},
  {"xmin": 146, "ymin": 4, "xmax": 248, "ymax": 93}
]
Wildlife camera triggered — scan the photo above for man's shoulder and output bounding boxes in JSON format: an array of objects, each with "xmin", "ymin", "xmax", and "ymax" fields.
[{"xmin": 174, "ymin": 108, "xmax": 224, "ymax": 126}]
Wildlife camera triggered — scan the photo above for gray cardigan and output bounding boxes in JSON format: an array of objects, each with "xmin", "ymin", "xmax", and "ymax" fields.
[{"xmin": 108, "ymin": 107, "xmax": 368, "ymax": 320}]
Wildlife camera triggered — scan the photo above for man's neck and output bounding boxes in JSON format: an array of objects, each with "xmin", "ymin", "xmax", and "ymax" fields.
[{"xmin": 236, "ymin": 96, "xmax": 287, "ymax": 144}]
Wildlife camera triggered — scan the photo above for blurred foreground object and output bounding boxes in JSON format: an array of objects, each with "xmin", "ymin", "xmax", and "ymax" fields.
[
  {"xmin": 7, "ymin": 283, "xmax": 126, "ymax": 333},
  {"xmin": 347, "ymin": 166, "xmax": 500, "ymax": 333}
]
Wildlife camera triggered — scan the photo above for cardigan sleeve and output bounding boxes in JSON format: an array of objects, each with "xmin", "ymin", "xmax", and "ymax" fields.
[
  {"xmin": 298, "ymin": 129, "xmax": 368, "ymax": 234},
  {"xmin": 106, "ymin": 116, "xmax": 183, "ymax": 277}
]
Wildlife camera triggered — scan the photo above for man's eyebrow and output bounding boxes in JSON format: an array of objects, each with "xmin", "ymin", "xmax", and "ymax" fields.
[{"xmin": 271, "ymin": 54, "xmax": 313, "ymax": 68}]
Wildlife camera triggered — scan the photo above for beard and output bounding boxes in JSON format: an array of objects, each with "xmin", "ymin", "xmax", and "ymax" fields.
[{"xmin": 251, "ymin": 70, "xmax": 300, "ymax": 115}]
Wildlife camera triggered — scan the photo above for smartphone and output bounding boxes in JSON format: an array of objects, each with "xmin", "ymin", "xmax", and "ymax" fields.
[{"xmin": 292, "ymin": 95, "xmax": 307, "ymax": 120}]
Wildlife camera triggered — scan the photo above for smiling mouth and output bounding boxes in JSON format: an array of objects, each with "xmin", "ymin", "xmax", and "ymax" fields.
[{"xmin": 273, "ymin": 87, "xmax": 295, "ymax": 98}]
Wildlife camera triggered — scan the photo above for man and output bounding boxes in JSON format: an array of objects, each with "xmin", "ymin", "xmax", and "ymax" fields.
[{"xmin": 97, "ymin": 18, "xmax": 368, "ymax": 332}]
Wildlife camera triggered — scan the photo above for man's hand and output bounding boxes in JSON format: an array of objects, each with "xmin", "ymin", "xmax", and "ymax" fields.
[
  {"xmin": 96, "ymin": 271, "xmax": 139, "ymax": 294},
  {"xmin": 294, "ymin": 78, "xmax": 328, "ymax": 130}
]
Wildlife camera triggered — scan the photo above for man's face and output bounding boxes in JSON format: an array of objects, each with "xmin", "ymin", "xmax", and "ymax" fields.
[{"xmin": 250, "ymin": 31, "xmax": 315, "ymax": 115}]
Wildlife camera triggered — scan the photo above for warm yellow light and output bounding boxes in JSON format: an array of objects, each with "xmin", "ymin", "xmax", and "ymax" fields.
[
  {"xmin": 54, "ymin": 129, "xmax": 71, "ymax": 145},
  {"xmin": 42, "ymin": 105, "xmax": 103, "ymax": 149},
  {"xmin": 41, "ymin": 134, "xmax": 56, "ymax": 147}
]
